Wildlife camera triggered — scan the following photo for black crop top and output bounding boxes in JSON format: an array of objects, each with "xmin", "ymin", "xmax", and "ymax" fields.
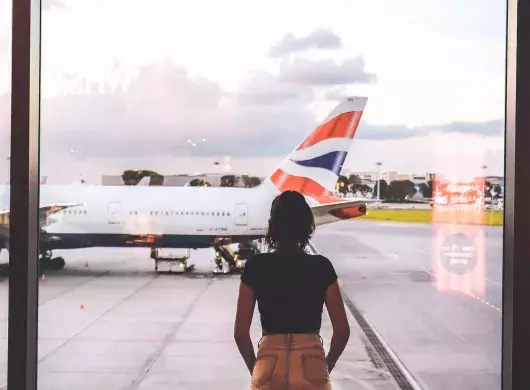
[{"xmin": 241, "ymin": 252, "xmax": 338, "ymax": 334}]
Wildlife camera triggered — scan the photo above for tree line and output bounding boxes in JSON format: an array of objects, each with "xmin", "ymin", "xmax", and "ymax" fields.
[
  {"xmin": 336, "ymin": 174, "xmax": 432, "ymax": 202},
  {"xmin": 336, "ymin": 174, "xmax": 503, "ymax": 202},
  {"xmin": 121, "ymin": 171, "xmax": 262, "ymax": 188},
  {"xmin": 485, "ymin": 182, "xmax": 503, "ymax": 199}
]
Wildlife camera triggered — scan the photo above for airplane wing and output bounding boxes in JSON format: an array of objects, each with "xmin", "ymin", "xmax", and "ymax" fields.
[
  {"xmin": 0, "ymin": 203, "xmax": 83, "ymax": 228},
  {"xmin": 311, "ymin": 199, "xmax": 371, "ymax": 217}
]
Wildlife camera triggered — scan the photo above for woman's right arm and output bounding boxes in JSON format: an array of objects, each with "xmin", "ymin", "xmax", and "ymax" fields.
[{"xmin": 324, "ymin": 280, "xmax": 350, "ymax": 373}]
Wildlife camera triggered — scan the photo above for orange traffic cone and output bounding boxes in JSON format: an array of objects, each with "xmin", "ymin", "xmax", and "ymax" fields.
[
  {"xmin": 41, "ymin": 274, "xmax": 46, "ymax": 282},
  {"xmin": 362, "ymin": 276, "xmax": 367, "ymax": 280},
  {"xmin": 80, "ymin": 304, "xmax": 85, "ymax": 310}
]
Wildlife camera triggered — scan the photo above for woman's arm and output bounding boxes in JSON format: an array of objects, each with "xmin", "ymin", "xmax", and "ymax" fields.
[
  {"xmin": 324, "ymin": 280, "xmax": 350, "ymax": 373},
  {"xmin": 234, "ymin": 281, "xmax": 257, "ymax": 374}
]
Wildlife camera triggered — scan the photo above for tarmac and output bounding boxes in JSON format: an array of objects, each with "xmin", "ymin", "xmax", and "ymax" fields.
[
  {"xmin": 0, "ymin": 247, "xmax": 400, "ymax": 390},
  {"xmin": 313, "ymin": 220, "xmax": 502, "ymax": 390},
  {"xmin": 0, "ymin": 218, "xmax": 503, "ymax": 389}
]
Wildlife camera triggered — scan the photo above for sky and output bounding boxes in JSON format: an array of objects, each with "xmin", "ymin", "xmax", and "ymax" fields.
[{"xmin": 0, "ymin": 0, "xmax": 507, "ymax": 184}]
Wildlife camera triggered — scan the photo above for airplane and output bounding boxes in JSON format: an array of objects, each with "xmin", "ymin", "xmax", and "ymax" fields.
[{"xmin": 0, "ymin": 96, "xmax": 370, "ymax": 272}]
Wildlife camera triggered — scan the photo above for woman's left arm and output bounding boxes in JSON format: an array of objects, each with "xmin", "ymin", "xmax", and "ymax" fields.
[{"xmin": 234, "ymin": 281, "xmax": 257, "ymax": 374}]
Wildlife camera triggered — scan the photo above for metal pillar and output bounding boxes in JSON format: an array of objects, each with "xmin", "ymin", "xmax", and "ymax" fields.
[
  {"xmin": 503, "ymin": 0, "xmax": 530, "ymax": 388},
  {"xmin": 7, "ymin": 0, "xmax": 42, "ymax": 389}
]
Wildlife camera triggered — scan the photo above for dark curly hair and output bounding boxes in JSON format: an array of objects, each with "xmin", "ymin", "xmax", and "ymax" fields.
[{"xmin": 265, "ymin": 191, "xmax": 315, "ymax": 252}]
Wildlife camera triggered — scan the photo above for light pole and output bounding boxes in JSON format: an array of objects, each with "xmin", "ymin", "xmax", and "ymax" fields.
[
  {"xmin": 6, "ymin": 156, "xmax": 9, "ymax": 185},
  {"xmin": 481, "ymin": 164, "xmax": 489, "ymax": 201},
  {"xmin": 376, "ymin": 162, "xmax": 383, "ymax": 200},
  {"xmin": 481, "ymin": 164, "xmax": 488, "ymax": 179}
]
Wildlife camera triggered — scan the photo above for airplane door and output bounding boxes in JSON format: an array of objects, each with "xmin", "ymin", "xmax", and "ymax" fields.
[
  {"xmin": 108, "ymin": 202, "xmax": 122, "ymax": 225},
  {"xmin": 235, "ymin": 204, "xmax": 248, "ymax": 226}
]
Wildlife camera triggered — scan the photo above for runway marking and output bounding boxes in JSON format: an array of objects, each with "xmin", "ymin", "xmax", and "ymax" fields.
[
  {"xmin": 128, "ymin": 276, "xmax": 214, "ymax": 389},
  {"xmin": 417, "ymin": 249, "xmax": 429, "ymax": 255},
  {"xmin": 418, "ymin": 268, "xmax": 503, "ymax": 314},
  {"xmin": 313, "ymin": 242, "xmax": 503, "ymax": 316},
  {"xmin": 384, "ymin": 250, "xmax": 503, "ymax": 313},
  {"xmin": 38, "ymin": 273, "xmax": 161, "ymax": 365},
  {"xmin": 340, "ymin": 285, "xmax": 423, "ymax": 390},
  {"xmin": 467, "ymin": 292, "xmax": 503, "ymax": 314},
  {"xmin": 364, "ymin": 315, "xmax": 425, "ymax": 390},
  {"xmin": 38, "ymin": 269, "xmax": 113, "ymax": 306},
  {"xmin": 310, "ymin": 241, "xmax": 424, "ymax": 390}
]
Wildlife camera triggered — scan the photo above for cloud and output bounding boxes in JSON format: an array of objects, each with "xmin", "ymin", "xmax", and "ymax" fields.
[
  {"xmin": 43, "ymin": 0, "xmax": 67, "ymax": 10},
  {"xmin": 235, "ymin": 71, "xmax": 313, "ymax": 105},
  {"xmin": 20, "ymin": 60, "xmax": 316, "ymax": 163},
  {"xmin": 323, "ymin": 87, "xmax": 348, "ymax": 101},
  {"xmin": 356, "ymin": 119, "xmax": 504, "ymax": 140},
  {"xmin": 278, "ymin": 56, "xmax": 377, "ymax": 85},
  {"xmin": 0, "ymin": 58, "xmax": 503, "ymax": 182},
  {"xmin": 268, "ymin": 28, "xmax": 342, "ymax": 58}
]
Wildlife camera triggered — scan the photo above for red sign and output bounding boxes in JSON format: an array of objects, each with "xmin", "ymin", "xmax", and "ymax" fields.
[{"xmin": 432, "ymin": 176, "xmax": 486, "ymax": 296}]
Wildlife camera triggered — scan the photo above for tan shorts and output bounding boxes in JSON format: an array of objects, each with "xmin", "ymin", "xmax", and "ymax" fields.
[{"xmin": 250, "ymin": 333, "xmax": 332, "ymax": 390}]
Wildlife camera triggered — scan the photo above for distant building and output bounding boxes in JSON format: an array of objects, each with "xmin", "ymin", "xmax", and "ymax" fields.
[
  {"xmin": 410, "ymin": 173, "xmax": 432, "ymax": 185},
  {"xmin": 352, "ymin": 171, "xmax": 378, "ymax": 182},
  {"xmin": 101, "ymin": 175, "xmax": 124, "ymax": 186},
  {"xmin": 351, "ymin": 171, "xmax": 433, "ymax": 186},
  {"xmin": 485, "ymin": 176, "xmax": 504, "ymax": 186},
  {"xmin": 382, "ymin": 172, "xmax": 409, "ymax": 183}
]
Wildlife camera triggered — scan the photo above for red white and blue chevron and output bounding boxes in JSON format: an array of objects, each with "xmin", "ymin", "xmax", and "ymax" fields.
[{"xmin": 268, "ymin": 96, "xmax": 367, "ymax": 204}]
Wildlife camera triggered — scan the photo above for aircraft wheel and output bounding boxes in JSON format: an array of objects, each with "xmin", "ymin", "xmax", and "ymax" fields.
[{"xmin": 50, "ymin": 257, "xmax": 66, "ymax": 270}]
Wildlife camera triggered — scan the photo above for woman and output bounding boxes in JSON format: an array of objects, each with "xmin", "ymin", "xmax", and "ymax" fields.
[{"xmin": 234, "ymin": 190, "xmax": 350, "ymax": 389}]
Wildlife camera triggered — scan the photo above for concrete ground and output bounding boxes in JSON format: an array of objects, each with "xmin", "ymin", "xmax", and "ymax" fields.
[
  {"xmin": 313, "ymin": 220, "xmax": 502, "ymax": 390},
  {"xmin": 0, "ymin": 247, "xmax": 399, "ymax": 390}
]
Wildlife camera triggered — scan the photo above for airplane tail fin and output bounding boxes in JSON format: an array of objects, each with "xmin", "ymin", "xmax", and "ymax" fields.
[{"xmin": 267, "ymin": 96, "xmax": 367, "ymax": 201}]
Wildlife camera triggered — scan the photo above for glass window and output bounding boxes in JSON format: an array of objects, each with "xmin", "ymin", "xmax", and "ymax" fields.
[
  {"xmin": 0, "ymin": 0, "xmax": 10, "ymax": 384},
  {"xmin": 37, "ymin": 1, "xmax": 505, "ymax": 389}
]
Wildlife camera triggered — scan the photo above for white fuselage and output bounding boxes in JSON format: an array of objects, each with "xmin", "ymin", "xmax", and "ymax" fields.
[
  {"xmin": 50, "ymin": 185, "xmax": 273, "ymax": 236},
  {"xmin": 0, "ymin": 182, "xmax": 295, "ymax": 249}
]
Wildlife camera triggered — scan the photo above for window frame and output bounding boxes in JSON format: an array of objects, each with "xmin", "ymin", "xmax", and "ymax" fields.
[{"xmin": 7, "ymin": 0, "xmax": 530, "ymax": 389}]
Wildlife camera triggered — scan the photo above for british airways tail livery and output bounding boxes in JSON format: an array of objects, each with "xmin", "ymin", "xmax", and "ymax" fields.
[
  {"xmin": 270, "ymin": 96, "xmax": 365, "ymax": 196},
  {"xmin": 0, "ymin": 96, "xmax": 369, "ymax": 270}
]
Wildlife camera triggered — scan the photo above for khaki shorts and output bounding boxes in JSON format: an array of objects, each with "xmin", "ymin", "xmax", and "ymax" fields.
[{"xmin": 250, "ymin": 333, "xmax": 332, "ymax": 390}]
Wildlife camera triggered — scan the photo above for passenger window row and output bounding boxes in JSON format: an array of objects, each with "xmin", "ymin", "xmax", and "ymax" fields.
[
  {"xmin": 128, "ymin": 210, "xmax": 231, "ymax": 217},
  {"xmin": 63, "ymin": 209, "xmax": 88, "ymax": 215}
]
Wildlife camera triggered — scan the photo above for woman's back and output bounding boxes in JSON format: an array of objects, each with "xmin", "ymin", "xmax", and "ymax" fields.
[
  {"xmin": 241, "ymin": 252, "xmax": 338, "ymax": 334},
  {"xmin": 234, "ymin": 191, "xmax": 349, "ymax": 390}
]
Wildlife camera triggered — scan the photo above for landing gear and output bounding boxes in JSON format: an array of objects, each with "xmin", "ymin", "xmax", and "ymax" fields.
[
  {"xmin": 39, "ymin": 249, "xmax": 66, "ymax": 272},
  {"xmin": 50, "ymin": 257, "xmax": 66, "ymax": 270}
]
